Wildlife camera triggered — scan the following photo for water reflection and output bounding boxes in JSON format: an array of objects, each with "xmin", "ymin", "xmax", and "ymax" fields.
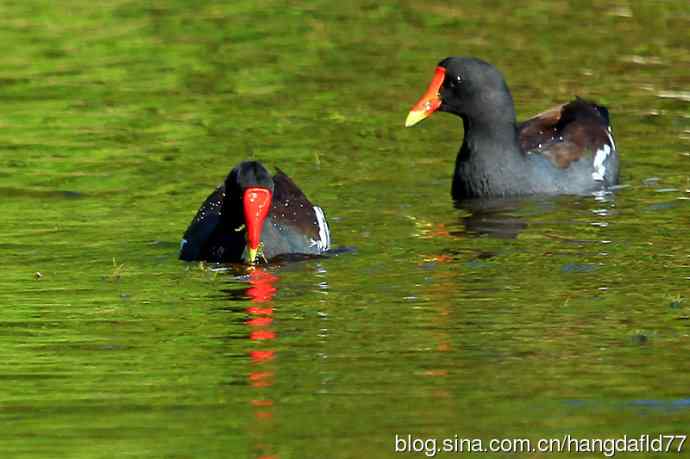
[
  {"xmin": 454, "ymin": 192, "xmax": 619, "ymax": 240},
  {"xmin": 455, "ymin": 198, "xmax": 529, "ymax": 239},
  {"xmin": 246, "ymin": 269, "xmax": 279, "ymax": 304},
  {"xmin": 221, "ymin": 267, "xmax": 280, "ymax": 459},
  {"xmin": 411, "ymin": 198, "xmax": 530, "ymax": 242},
  {"xmin": 415, "ymin": 193, "xmax": 621, "ymax": 273},
  {"xmin": 218, "ymin": 262, "xmax": 331, "ymax": 458},
  {"xmin": 244, "ymin": 269, "xmax": 279, "ymax": 459}
]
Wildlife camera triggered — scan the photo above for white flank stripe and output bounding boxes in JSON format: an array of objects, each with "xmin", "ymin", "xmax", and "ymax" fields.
[
  {"xmin": 606, "ymin": 128, "xmax": 616, "ymax": 151},
  {"xmin": 313, "ymin": 206, "xmax": 331, "ymax": 251},
  {"xmin": 592, "ymin": 144, "xmax": 611, "ymax": 181}
]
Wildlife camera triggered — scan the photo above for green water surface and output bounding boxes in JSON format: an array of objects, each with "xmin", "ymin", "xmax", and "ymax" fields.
[{"xmin": 1, "ymin": 1, "xmax": 690, "ymax": 458}]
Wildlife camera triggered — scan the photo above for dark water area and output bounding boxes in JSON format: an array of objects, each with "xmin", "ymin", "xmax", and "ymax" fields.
[{"xmin": 1, "ymin": 1, "xmax": 689, "ymax": 458}]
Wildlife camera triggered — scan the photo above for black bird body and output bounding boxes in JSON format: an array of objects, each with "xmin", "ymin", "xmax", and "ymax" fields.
[
  {"xmin": 180, "ymin": 161, "xmax": 330, "ymax": 263},
  {"xmin": 406, "ymin": 57, "xmax": 619, "ymax": 200}
]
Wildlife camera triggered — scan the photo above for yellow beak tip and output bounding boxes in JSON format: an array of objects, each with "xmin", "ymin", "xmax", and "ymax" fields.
[
  {"xmin": 405, "ymin": 110, "xmax": 427, "ymax": 128},
  {"xmin": 246, "ymin": 247, "xmax": 259, "ymax": 265}
]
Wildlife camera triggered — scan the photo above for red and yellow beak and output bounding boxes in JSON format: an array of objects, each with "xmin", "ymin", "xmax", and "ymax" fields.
[
  {"xmin": 243, "ymin": 187, "xmax": 273, "ymax": 264},
  {"xmin": 405, "ymin": 66, "xmax": 446, "ymax": 127}
]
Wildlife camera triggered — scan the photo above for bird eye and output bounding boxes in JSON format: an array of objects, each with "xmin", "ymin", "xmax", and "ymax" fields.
[{"xmin": 448, "ymin": 74, "xmax": 463, "ymax": 89}]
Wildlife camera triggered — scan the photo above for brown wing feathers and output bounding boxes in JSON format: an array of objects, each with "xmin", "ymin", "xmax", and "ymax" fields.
[
  {"xmin": 270, "ymin": 169, "xmax": 320, "ymax": 240},
  {"xmin": 518, "ymin": 98, "xmax": 612, "ymax": 169}
]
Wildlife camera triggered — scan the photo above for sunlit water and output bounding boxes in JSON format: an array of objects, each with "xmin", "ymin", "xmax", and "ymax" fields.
[{"xmin": 1, "ymin": 1, "xmax": 689, "ymax": 458}]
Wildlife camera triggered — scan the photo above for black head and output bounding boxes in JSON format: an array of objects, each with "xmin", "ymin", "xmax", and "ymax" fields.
[
  {"xmin": 225, "ymin": 161, "xmax": 275, "ymax": 264},
  {"xmin": 406, "ymin": 57, "xmax": 516, "ymax": 127},
  {"xmin": 438, "ymin": 57, "xmax": 514, "ymax": 120},
  {"xmin": 226, "ymin": 161, "xmax": 275, "ymax": 194}
]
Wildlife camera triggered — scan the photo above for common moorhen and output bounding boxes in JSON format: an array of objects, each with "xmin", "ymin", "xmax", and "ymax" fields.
[
  {"xmin": 405, "ymin": 57, "xmax": 619, "ymax": 200},
  {"xmin": 179, "ymin": 161, "xmax": 331, "ymax": 264}
]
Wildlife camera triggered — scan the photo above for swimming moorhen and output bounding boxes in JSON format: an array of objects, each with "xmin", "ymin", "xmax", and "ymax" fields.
[
  {"xmin": 179, "ymin": 161, "xmax": 331, "ymax": 264},
  {"xmin": 405, "ymin": 57, "xmax": 619, "ymax": 200}
]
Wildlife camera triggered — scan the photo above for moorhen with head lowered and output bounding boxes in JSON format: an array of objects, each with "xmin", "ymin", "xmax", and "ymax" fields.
[
  {"xmin": 405, "ymin": 57, "xmax": 619, "ymax": 200},
  {"xmin": 179, "ymin": 161, "xmax": 330, "ymax": 264}
]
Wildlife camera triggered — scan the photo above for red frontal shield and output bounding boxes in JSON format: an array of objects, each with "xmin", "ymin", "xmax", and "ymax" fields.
[{"xmin": 243, "ymin": 187, "xmax": 273, "ymax": 252}]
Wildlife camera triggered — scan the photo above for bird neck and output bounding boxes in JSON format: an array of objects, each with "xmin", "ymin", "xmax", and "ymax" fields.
[
  {"xmin": 452, "ymin": 116, "xmax": 526, "ymax": 199},
  {"xmin": 462, "ymin": 114, "xmax": 521, "ymax": 153}
]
